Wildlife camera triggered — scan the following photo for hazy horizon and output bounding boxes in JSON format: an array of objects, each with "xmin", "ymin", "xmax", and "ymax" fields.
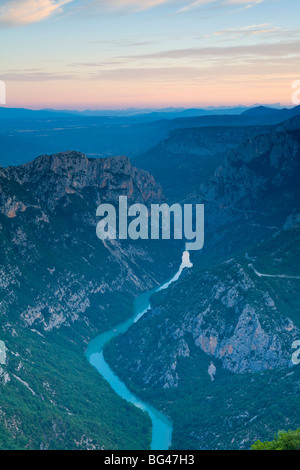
[{"xmin": 0, "ymin": 102, "xmax": 295, "ymax": 112}]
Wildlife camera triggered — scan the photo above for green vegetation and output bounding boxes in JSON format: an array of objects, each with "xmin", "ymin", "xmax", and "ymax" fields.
[
  {"xmin": 0, "ymin": 326, "xmax": 152, "ymax": 450},
  {"xmin": 105, "ymin": 224, "xmax": 300, "ymax": 450},
  {"xmin": 1, "ymin": 160, "xmax": 174, "ymax": 450},
  {"xmin": 106, "ymin": 325, "xmax": 300, "ymax": 450},
  {"xmin": 252, "ymin": 429, "xmax": 300, "ymax": 450}
]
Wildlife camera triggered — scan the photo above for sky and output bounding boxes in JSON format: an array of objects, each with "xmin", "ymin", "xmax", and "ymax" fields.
[{"xmin": 0, "ymin": 0, "xmax": 299, "ymax": 109}]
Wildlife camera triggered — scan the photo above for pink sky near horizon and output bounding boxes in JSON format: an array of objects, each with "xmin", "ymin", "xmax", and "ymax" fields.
[
  {"xmin": 4, "ymin": 78, "xmax": 298, "ymax": 109},
  {"xmin": 0, "ymin": 0, "xmax": 299, "ymax": 110}
]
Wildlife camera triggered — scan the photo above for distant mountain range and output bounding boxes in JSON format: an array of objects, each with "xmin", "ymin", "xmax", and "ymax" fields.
[
  {"xmin": 1, "ymin": 105, "xmax": 300, "ymax": 168},
  {"xmin": 0, "ymin": 105, "xmax": 250, "ymax": 120},
  {"xmin": 0, "ymin": 105, "xmax": 296, "ymax": 122}
]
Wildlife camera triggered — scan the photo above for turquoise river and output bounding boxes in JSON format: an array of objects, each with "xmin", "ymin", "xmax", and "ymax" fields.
[{"xmin": 85, "ymin": 251, "xmax": 192, "ymax": 450}]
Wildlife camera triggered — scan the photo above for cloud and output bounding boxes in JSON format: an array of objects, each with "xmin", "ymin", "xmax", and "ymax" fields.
[
  {"xmin": 86, "ymin": 0, "xmax": 173, "ymax": 13},
  {"xmin": 86, "ymin": 56, "xmax": 299, "ymax": 84},
  {"xmin": 0, "ymin": 0, "xmax": 73, "ymax": 26},
  {"xmin": 82, "ymin": 0, "xmax": 265, "ymax": 16},
  {"xmin": 91, "ymin": 0, "xmax": 265, "ymax": 14},
  {"xmin": 177, "ymin": 0, "xmax": 215, "ymax": 13},
  {"xmin": 178, "ymin": 0, "xmax": 264, "ymax": 13},
  {"xmin": 0, "ymin": 1, "xmax": 184, "ymax": 26},
  {"xmin": 0, "ymin": 0, "xmax": 267, "ymax": 27},
  {"xmin": 120, "ymin": 41, "xmax": 300, "ymax": 61},
  {"xmin": 92, "ymin": 66, "xmax": 204, "ymax": 81},
  {"xmin": 212, "ymin": 23, "xmax": 282, "ymax": 37},
  {"xmin": 0, "ymin": 70, "xmax": 77, "ymax": 81},
  {"xmin": 224, "ymin": 0, "xmax": 263, "ymax": 4}
]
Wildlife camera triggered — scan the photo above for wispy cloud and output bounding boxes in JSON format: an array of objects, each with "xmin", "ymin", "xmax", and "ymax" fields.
[
  {"xmin": 119, "ymin": 41, "xmax": 300, "ymax": 61},
  {"xmin": 177, "ymin": 0, "xmax": 215, "ymax": 13},
  {"xmin": 89, "ymin": 0, "xmax": 172, "ymax": 12},
  {"xmin": 0, "ymin": 70, "xmax": 77, "ymax": 81},
  {"xmin": 178, "ymin": 0, "xmax": 264, "ymax": 13},
  {"xmin": 0, "ymin": 0, "xmax": 73, "ymax": 26},
  {"xmin": 87, "ymin": 60, "xmax": 299, "ymax": 84},
  {"xmin": 224, "ymin": 0, "xmax": 263, "ymax": 4},
  {"xmin": 212, "ymin": 23, "xmax": 282, "ymax": 37},
  {"xmin": 93, "ymin": 0, "xmax": 266, "ymax": 14},
  {"xmin": 0, "ymin": 0, "xmax": 267, "ymax": 26},
  {"xmin": 92, "ymin": 66, "xmax": 203, "ymax": 82}
]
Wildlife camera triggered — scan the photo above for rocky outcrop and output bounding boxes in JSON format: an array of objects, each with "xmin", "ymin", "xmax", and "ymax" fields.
[
  {"xmin": 134, "ymin": 125, "xmax": 267, "ymax": 200},
  {"xmin": 202, "ymin": 129, "xmax": 300, "ymax": 208},
  {"xmin": 1, "ymin": 151, "xmax": 163, "ymax": 211},
  {"xmin": 0, "ymin": 151, "xmax": 178, "ymax": 336},
  {"xmin": 106, "ymin": 255, "xmax": 300, "ymax": 391}
]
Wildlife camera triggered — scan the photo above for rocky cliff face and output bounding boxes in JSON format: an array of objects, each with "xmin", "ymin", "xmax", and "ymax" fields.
[
  {"xmin": 203, "ymin": 128, "xmax": 300, "ymax": 209},
  {"xmin": 185, "ymin": 122, "xmax": 300, "ymax": 262},
  {"xmin": 107, "ymin": 241, "xmax": 300, "ymax": 385},
  {"xmin": 134, "ymin": 125, "xmax": 267, "ymax": 200},
  {"xmin": 1, "ymin": 151, "xmax": 163, "ymax": 213},
  {"xmin": 105, "ymin": 119, "xmax": 300, "ymax": 450},
  {"xmin": 0, "ymin": 151, "xmax": 178, "ymax": 336}
]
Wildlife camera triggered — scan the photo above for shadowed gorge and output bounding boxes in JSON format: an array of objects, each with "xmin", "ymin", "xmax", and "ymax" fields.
[{"xmin": 104, "ymin": 117, "xmax": 300, "ymax": 449}]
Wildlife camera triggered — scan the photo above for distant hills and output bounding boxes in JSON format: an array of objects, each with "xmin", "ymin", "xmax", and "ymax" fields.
[
  {"xmin": 0, "ymin": 105, "xmax": 247, "ymax": 120},
  {"xmin": 0, "ymin": 104, "xmax": 296, "ymax": 121},
  {"xmin": 242, "ymin": 105, "xmax": 300, "ymax": 119},
  {"xmin": 1, "ymin": 105, "xmax": 300, "ymax": 167}
]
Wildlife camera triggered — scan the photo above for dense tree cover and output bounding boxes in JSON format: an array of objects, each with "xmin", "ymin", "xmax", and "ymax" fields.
[
  {"xmin": 0, "ymin": 325, "xmax": 152, "ymax": 450},
  {"xmin": 252, "ymin": 429, "xmax": 300, "ymax": 450}
]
